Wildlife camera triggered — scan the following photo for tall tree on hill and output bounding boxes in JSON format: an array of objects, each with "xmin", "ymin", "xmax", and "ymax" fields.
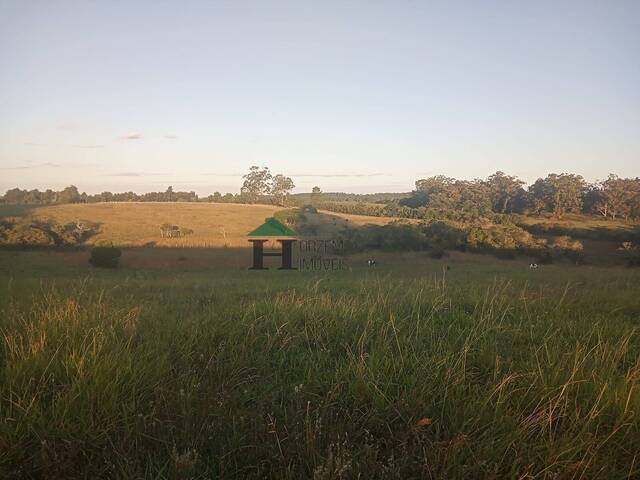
[
  {"xmin": 271, "ymin": 174, "xmax": 296, "ymax": 206},
  {"xmin": 597, "ymin": 174, "xmax": 640, "ymax": 220},
  {"xmin": 311, "ymin": 186, "xmax": 322, "ymax": 205},
  {"xmin": 2, "ymin": 188, "xmax": 27, "ymax": 204},
  {"xmin": 529, "ymin": 173, "xmax": 586, "ymax": 218},
  {"xmin": 241, "ymin": 166, "xmax": 272, "ymax": 203},
  {"xmin": 486, "ymin": 171, "xmax": 525, "ymax": 213},
  {"xmin": 400, "ymin": 175, "xmax": 455, "ymax": 208},
  {"xmin": 57, "ymin": 185, "xmax": 81, "ymax": 204},
  {"xmin": 583, "ymin": 183, "xmax": 607, "ymax": 217},
  {"xmin": 425, "ymin": 179, "xmax": 492, "ymax": 215}
]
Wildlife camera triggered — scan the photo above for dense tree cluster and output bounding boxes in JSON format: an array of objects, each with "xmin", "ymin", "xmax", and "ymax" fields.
[
  {"xmin": 397, "ymin": 172, "xmax": 640, "ymax": 220},
  {"xmin": 240, "ymin": 166, "xmax": 296, "ymax": 205},
  {"xmin": 330, "ymin": 218, "xmax": 585, "ymax": 264}
]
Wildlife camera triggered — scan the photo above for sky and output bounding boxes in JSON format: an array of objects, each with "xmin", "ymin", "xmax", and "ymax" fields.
[{"xmin": 0, "ymin": 0, "xmax": 639, "ymax": 195}]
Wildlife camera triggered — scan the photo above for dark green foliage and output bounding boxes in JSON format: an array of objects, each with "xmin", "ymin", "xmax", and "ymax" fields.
[
  {"xmin": 273, "ymin": 209, "xmax": 303, "ymax": 227},
  {"xmin": 0, "ymin": 218, "xmax": 97, "ymax": 246},
  {"xmin": 529, "ymin": 173, "xmax": 586, "ymax": 218},
  {"xmin": 332, "ymin": 218, "xmax": 540, "ymax": 257},
  {"xmin": 0, "ymin": 185, "xmax": 199, "ymax": 204},
  {"xmin": 300, "ymin": 204, "xmax": 318, "ymax": 214},
  {"xmin": 335, "ymin": 222, "xmax": 431, "ymax": 253},
  {"xmin": 289, "ymin": 191, "xmax": 411, "ymax": 206},
  {"xmin": 88, "ymin": 244, "xmax": 122, "ymax": 268},
  {"xmin": 522, "ymin": 222, "xmax": 640, "ymax": 243},
  {"xmin": 626, "ymin": 254, "xmax": 640, "ymax": 267}
]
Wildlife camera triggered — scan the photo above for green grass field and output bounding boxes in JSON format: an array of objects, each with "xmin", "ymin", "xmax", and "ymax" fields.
[{"xmin": 1, "ymin": 204, "xmax": 640, "ymax": 478}]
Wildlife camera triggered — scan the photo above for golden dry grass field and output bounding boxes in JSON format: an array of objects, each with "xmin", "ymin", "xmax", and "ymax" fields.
[
  {"xmin": 0, "ymin": 202, "xmax": 408, "ymax": 247},
  {"xmin": 5, "ymin": 202, "xmax": 287, "ymax": 247}
]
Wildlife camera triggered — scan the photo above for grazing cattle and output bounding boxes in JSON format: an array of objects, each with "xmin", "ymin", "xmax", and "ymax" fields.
[
  {"xmin": 529, "ymin": 263, "xmax": 538, "ymax": 270},
  {"xmin": 367, "ymin": 259, "xmax": 376, "ymax": 267}
]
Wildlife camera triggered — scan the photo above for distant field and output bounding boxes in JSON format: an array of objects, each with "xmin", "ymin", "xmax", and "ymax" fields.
[
  {"xmin": 0, "ymin": 202, "xmax": 412, "ymax": 248},
  {"xmin": 2, "ymin": 203, "xmax": 638, "ymax": 268},
  {"xmin": 0, "ymin": 202, "xmax": 286, "ymax": 247},
  {"xmin": 316, "ymin": 209, "xmax": 419, "ymax": 226}
]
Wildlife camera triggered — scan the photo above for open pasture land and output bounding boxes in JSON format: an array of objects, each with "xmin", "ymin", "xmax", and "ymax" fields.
[
  {"xmin": 1, "ymin": 238, "xmax": 640, "ymax": 479},
  {"xmin": 0, "ymin": 202, "xmax": 286, "ymax": 247},
  {"xmin": 1, "ymin": 203, "xmax": 640, "ymax": 478}
]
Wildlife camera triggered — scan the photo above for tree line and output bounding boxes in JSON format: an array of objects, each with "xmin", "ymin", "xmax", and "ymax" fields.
[
  {"xmin": 399, "ymin": 172, "xmax": 640, "ymax": 220},
  {"xmin": 1, "ymin": 169, "xmax": 639, "ymax": 220},
  {"xmin": 0, "ymin": 166, "xmax": 297, "ymax": 207},
  {"xmin": 0, "ymin": 185, "xmax": 199, "ymax": 204}
]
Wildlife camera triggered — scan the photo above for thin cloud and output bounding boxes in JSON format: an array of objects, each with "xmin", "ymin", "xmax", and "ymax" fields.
[
  {"xmin": 0, "ymin": 162, "xmax": 61, "ymax": 170},
  {"xmin": 104, "ymin": 172, "xmax": 164, "ymax": 177},
  {"xmin": 290, "ymin": 173, "xmax": 387, "ymax": 178},
  {"xmin": 201, "ymin": 172, "xmax": 387, "ymax": 178},
  {"xmin": 163, "ymin": 134, "xmax": 178, "ymax": 139},
  {"xmin": 202, "ymin": 173, "xmax": 244, "ymax": 177},
  {"xmin": 23, "ymin": 142, "xmax": 104, "ymax": 149},
  {"xmin": 121, "ymin": 133, "xmax": 142, "ymax": 140}
]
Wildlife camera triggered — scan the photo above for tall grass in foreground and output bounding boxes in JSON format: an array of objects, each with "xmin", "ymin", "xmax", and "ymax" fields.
[{"xmin": 1, "ymin": 274, "xmax": 639, "ymax": 479}]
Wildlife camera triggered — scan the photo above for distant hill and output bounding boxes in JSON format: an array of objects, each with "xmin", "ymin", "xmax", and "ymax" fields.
[{"xmin": 289, "ymin": 191, "xmax": 411, "ymax": 205}]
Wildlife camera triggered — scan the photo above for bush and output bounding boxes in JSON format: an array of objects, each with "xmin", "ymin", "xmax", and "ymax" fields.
[
  {"xmin": 300, "ymin": 204, "xmax": 318, "ymax": 214},
  {"xmin": 551, "ymin": 235, "xmax": 583, "ymax": 252},
  {"xmin": 274, "ymin": 209, "xmax": 304, "ymax": 228},
  {"xmin": 0, "ymin": 218, "xmax": 97, "ymax": 247},
  {"xmin": 627, "ymin": 255, "xmax": 640, "ymax": 268},
  {"xmin": 89, "ymin": 243, "xmax": 122, "ymax": 268}
]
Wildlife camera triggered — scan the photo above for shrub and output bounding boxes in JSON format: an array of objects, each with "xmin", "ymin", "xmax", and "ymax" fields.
[
  {"xmin": 0, "ymin": 218, "xmax": 97, "ymax": 247},
  {"xmin": 274, "ymin": 209, "xmax": 303, "ymax": 228},
  {"xmin": 160, "ymin": 224, "xmax": 194, "ymax": 238},
  {"xmin": 421, "ymin": 221, "xmax": 466, "ymax": 250},
  {"xmin": 89, "ymin": 243, "xmax": 122, "ymax": 268},
  {"xmin": 627, "ymin": 255, "xmax": 640, "ymax": 268},
  {"xmin": 551, "ymin": 235, "xmax": 583, "ymax": 252},
  {"xmin": 300, "ymin": 204, "xmax": 318, "ymax": 214}
]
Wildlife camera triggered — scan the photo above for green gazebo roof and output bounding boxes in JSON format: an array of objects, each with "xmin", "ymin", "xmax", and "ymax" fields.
[{"xmin": 248, "ymin": 217, "xmax": 298, "ymax": 237}]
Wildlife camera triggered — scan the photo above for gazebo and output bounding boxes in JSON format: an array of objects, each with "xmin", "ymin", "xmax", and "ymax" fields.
[{"xmin": 247, "ymin": 217, "xmax": 298, "ymax": 269}]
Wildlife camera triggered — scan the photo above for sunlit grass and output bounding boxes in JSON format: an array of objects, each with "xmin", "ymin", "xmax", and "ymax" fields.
[{"xmin": 1, "ymin": 260, "xmax": 639, "ymax": 478}]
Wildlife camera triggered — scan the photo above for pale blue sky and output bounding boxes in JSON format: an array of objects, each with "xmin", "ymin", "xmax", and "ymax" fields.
[{"xmin": 1, "ymin": 0, "xmax": 639, "ymax": 194}]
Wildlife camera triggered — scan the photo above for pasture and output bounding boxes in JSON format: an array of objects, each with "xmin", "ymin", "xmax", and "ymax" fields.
[{"xmin": 1, "ymin": 203, "xmax": 639, "ymax": 479}]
